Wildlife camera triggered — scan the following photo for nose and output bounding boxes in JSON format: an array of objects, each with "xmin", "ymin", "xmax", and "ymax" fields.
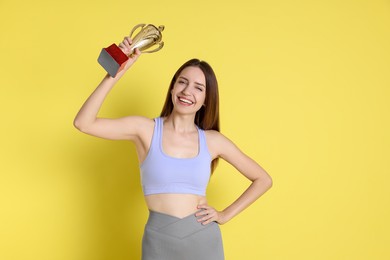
[{"xmin": 181, "ymin": 85, "xmax": 191, "ymax": 95}]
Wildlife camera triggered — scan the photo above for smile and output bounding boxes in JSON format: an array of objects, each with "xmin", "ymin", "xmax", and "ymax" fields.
[{"xmin": 178, "ymin": 97, "xmax": 194, "ymax": 105}]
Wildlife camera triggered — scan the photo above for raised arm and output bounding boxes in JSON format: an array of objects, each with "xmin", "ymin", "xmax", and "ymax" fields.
[
  {"xmin": 73, "ymin": 37, "xmax": 147, "ymax": 141},
  {"xmin": 197, "ymin": 131, "xmax": 273, "ymax": 225}
]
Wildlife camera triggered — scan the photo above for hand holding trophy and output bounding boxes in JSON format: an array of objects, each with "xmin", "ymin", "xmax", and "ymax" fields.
[{"xmin": 98, "ymin": 24, "xmax": 165, "ymax": 77}]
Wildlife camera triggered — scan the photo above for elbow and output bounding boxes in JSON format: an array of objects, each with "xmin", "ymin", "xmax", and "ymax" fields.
[
  {"xmin": 73, "ymin": 115, "xmax": 97, "ymax": 134},
  {"xmin": 266, "ymin": 175, "xmax": 273, "ymax": 190},
  {"xmin": 252, "ymin": 174, "xmax": 273, "ymax": 193},
  {"xmin": 73, "ymin": 118, "xmax": 79, "ymax": 130},
  {"xmin": 260, "ymin": 174, "xmax": 273, "ymax": 191},
  {"xmin": 73, "ymin": 117, "xmax": 81, "ymax": 130},
  {"xmin": 73, "ymin": 117, "xmax": 87, "ymax": 133}
]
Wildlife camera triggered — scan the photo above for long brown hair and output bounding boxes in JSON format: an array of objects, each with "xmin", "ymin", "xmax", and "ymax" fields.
[{"xmin": 160, "ymin": 58, "xmax": 220, "ymax": 172}]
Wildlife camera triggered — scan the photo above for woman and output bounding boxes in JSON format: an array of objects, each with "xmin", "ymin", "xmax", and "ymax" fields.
[{"xmin": 74, "ymin": 37, "xmax": 272, "ymax": 260}]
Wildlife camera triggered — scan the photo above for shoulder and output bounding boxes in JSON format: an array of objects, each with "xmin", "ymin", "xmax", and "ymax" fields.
[
  {"xmin": 204, "ymin": 130, "xmax": 233, "ymax": 144},
  {"xmin": 204, "ymin": 129, "xmax": 225, "ymax": 142},
  {"xmin": 204, "ymin": 130, "xmax": 238, "ymax": 159}
]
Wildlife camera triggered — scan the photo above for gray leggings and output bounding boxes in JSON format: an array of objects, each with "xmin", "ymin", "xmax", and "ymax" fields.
[{"xmin": 142, "ymin": 210, "xmax": 224, "ymax": 260}]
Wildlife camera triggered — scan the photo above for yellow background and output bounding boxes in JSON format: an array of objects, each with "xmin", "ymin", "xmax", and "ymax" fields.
[{"xmin": 1, "ymin": 0, "xmax": 389, "ymax": 259}]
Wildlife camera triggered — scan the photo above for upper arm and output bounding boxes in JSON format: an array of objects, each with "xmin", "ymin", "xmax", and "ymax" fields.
[
  {"xmin": 206, "ymin": 131, "xmax": 271, "ymax": 182},
  {"xmin": 75, "ymin": 115, "xmax": 154, "ymax": 142}
]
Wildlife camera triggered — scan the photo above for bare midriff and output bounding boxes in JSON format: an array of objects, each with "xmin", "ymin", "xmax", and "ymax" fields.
[{"xmin": 144, "ymin": 194, "xmax": 207, "ymax": 218}]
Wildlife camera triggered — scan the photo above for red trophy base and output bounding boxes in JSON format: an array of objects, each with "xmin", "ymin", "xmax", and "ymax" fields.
[{"xmin": 97, "ymin": 44, "xmax": 129, "ymax": 77}]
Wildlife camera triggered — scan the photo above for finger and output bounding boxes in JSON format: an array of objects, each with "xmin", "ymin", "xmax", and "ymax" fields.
[
  {"xmin": 118, "ymin": 37, "xmax": 132, "ymax": 54},
  {"xmin": 197, "ymin": 204, "xmax": 211, "ymax": 210},
  {"xmin": 195, "ymin": 208, "xmax": 209, "ymax": 217},
  {"xmin": 201, "ymin": 219, "xmax": 212, "ymax": 225},
  {"xmin": 198, "ymin": 213, "xmax": 214, "ymax": 225},
  {"xmin": 195, "ymin": 211, "xmax": 207, "ymax": 218},
  {"xmin": 132, "ymin": 48, "xmax": 141, "ymax": 58},
  {"xmin": 197, "ymin": 208, "xmax": 216, "ymax": 219},
  {"xmin": 118, "ymin": 43, "xmax": 127, "ymax": 53},
  {"xmin": 129, "ymin": 48, "xmax": 141, "ymax": 60},
  {"xmin": 124, "ymin": 36, "xmax": 132, "ymax": 46},
  {"xmin": 118, "ymin": 42, "xmax": 126, "ymax": 49}
]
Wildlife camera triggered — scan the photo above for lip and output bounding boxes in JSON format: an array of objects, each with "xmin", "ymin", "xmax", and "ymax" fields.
[{"xmin": 177, "ymin": 96, "xmax": 194, "ymax": 106}]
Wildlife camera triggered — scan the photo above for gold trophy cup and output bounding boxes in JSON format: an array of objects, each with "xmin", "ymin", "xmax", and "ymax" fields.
[{"xmin": 98, "ymin": 23, "xmax": 164, "ymax": 77}]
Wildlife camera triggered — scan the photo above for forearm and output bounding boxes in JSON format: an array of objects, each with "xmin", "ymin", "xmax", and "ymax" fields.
[
  {"xmin": 221, "ymin": 177, "xmax": 272, "ymax": 224},
  {"xmin": 73, "ymin": 74, "xmax": 120, "ymax": 130}
]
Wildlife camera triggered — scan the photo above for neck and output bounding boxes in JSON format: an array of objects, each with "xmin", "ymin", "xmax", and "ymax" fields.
[{"xmin": 164, "ymin": 112, "xmax": 197, "ymax": 133}]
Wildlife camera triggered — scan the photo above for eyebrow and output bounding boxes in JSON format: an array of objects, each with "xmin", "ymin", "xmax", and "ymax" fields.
[{"xmin": 178, "ymin": 76, "xmax": 206, "ymax": 88}]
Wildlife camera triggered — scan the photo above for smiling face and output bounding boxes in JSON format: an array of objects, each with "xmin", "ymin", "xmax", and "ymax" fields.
[
  {"xmin": 170, "ymin": 66, "xmax": 206, "ymax": 115},
  {"xmin": 161, "ymin": 58, "xmax": 219, "ymax": 132}
]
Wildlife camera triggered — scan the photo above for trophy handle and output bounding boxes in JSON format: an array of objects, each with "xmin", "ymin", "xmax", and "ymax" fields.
[
  {"xmin": 129, "ymin": 23, "xmax": 146, "ymax": 38},
  {"xmin": 142, "ymin": 42, "xmax": 164, "ymax": 53}
]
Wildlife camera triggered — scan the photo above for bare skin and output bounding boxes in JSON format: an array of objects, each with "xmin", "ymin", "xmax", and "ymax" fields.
[{"xmin": 74, "ymin": 37, "xmax": 272, "ymax": 225}]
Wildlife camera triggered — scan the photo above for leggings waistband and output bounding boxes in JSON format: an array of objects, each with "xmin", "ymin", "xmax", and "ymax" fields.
[{"xmin": 146, "ymin": 210, "xmax": 212, "ymax": 239}]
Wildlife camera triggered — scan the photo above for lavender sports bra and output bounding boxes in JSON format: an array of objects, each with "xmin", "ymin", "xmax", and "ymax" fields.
[{"xmin": 140, "ymin": 117, "xmax": 212, "ymax": 196}]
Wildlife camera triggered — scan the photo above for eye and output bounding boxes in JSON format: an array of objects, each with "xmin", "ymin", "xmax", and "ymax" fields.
[{"xmin": 196, "ymin": 86, "xmax": 204, "ymax": 92}]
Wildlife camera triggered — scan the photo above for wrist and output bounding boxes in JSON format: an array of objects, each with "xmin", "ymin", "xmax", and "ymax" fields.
[
  {"xmin": 218, "ymin": 210, "xmax": 230, "ymax": 225},
  {"xmin": 104, "ymin": 72, "xmax": 123, "ymax": 82}
]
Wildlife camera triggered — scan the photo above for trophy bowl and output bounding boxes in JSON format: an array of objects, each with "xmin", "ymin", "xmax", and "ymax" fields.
[{"xmin": 128, "ymin": 23, "xmax": 164, "ymax": 53}]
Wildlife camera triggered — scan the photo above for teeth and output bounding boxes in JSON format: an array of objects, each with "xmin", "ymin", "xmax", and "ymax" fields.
[{"xmin": 179, "ymin": 97, "xmax": 193, "ymax": 104}]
